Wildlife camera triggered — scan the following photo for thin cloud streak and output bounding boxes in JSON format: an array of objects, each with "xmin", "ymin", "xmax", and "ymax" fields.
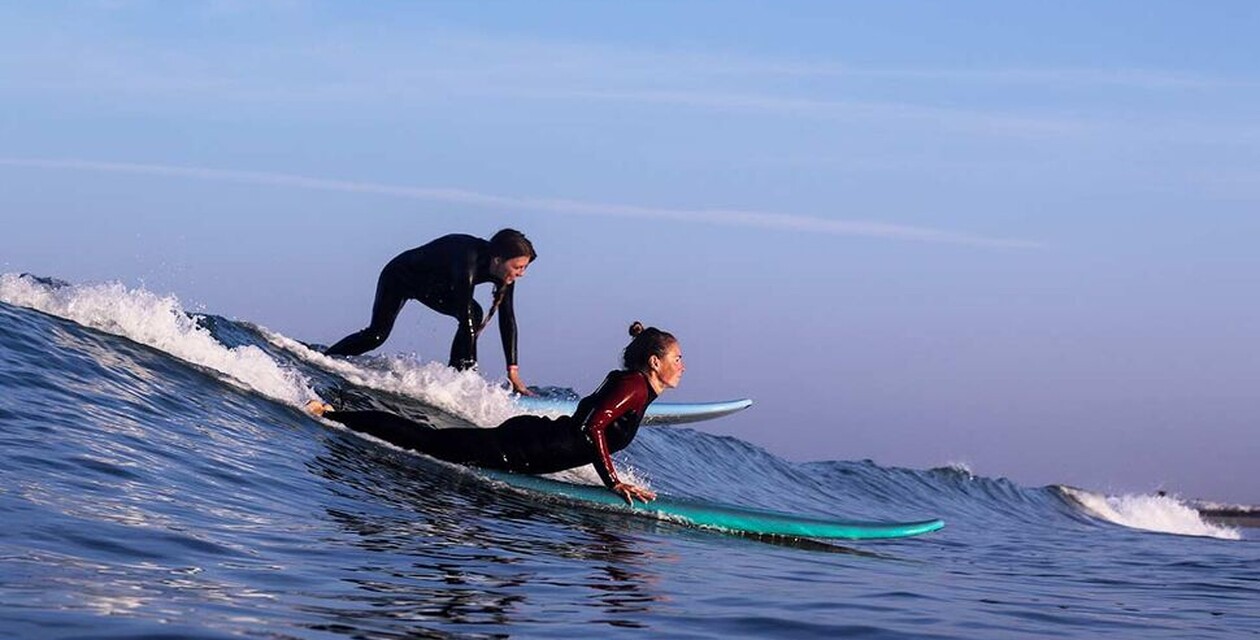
[{"xmin": 0, "ymin": 158, "xmax": 1040, "ymax": 248}]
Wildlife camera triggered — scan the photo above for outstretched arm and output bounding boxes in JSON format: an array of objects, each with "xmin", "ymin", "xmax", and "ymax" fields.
[
  {"xmin": 589, "ymin": 424, "xmax": 656, "ymax": 505},
  {"xmin": 498, "ymin": 284, "xmax": 534, "ymax": 395},
  {"xmin": 582, "ymin": 377, "xmax": 657, "ymax": 505}
]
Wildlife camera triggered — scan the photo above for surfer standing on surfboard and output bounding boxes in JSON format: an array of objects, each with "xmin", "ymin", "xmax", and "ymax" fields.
[
  {"xmin": 324, "ymin": 229, "xmax": 536, "ymax": 396},
  {"xmin": 308, "ymin": 322, "xmax": 682, "ymax": 505}
]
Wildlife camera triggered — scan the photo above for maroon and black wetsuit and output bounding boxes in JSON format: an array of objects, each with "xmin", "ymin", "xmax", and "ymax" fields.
[
  {"xmin": 322, "ymin": 370, "xmax": 656, "ymax": 488},
  {"xmin": 324, "ymin": 234, "xmax": 519, "ymax": 370}
]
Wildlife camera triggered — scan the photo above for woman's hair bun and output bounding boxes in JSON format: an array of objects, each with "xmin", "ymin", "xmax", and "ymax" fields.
[{"xmin": 622, "ymin": 322, "xmax": 676, "ymax": 371}]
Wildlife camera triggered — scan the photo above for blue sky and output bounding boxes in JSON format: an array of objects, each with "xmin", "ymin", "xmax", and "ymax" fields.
[{"xmin": 2, "ymin": 1, "xmax": 1258, "ymax": 503}]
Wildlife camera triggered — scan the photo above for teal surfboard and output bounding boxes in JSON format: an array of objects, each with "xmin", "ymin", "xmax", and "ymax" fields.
[
  {"xmin": 481, "ymin": 470, "xmax": 944, "ymax": 540},
  {"xmin": 517, "ymin": 395, "xmax": 754, "ymax": 425}
]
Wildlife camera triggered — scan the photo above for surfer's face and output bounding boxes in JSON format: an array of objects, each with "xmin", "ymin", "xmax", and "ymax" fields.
[
  {"xmin": 493, "ymin": 256, "xmax": 532, "ymax": 285},
  {"xmin": 652, "ymin": 342, "xmax": 685, "ymax": 389}
]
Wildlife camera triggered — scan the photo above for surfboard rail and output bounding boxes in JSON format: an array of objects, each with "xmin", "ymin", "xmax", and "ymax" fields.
[{"xmin": 481, "ymin": 469, "xmax": 945, "ymax": 541}]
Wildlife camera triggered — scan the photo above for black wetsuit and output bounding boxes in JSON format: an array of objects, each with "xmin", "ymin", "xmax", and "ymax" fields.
[
  {"xmin": 325, "ymin": 234, "xmax": 518, "ymax": 370},
  {"xmin": 323, "ymin": 370, "xmax": 657, "ymax": 488}
]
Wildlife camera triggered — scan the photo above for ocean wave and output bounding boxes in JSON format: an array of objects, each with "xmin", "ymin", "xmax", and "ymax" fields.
[
  {"xmin": 1057, "ymin": 486, "xmax": 1241, "ymax": 540},
  {"xmin": 0, "ymin": 273, "xmax": 523, "ymax": 427},
  {"xmin": 0, "ymin": 273, "xmax": 314, "ymax": 407},
  {"xmin": 1, "ymin": 272, "xmax": 1248, "ymax": 544}
]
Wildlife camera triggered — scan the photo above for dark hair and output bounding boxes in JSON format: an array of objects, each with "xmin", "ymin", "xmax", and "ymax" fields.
[
  {"xmin": 488, "ymin": 228, "xmax": 537, "ymax": 262},
  {"xmin": 477, "ymin": 229, "xmax": 536, "ymax": 337},
  {"xmin": 622, "ymin": 321, "xmax": 676, "ymax": 372}
]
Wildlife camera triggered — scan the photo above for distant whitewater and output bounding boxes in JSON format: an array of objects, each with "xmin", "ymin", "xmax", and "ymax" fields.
[{"xmin": 1, "ymin": 273, "xmax": 1255, "ymax": 639}]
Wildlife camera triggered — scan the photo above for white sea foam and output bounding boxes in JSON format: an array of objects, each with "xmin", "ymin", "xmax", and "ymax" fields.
[
  {"xmin": 1061, "ymin": 486, "xmax": 1241, "ymax": 541},
  {"xmin": 254, "ymin": 324, "xmax": 526, "ymax": 427},
  {"xmin": 0, "ymin": 273, "xmax": 315, "ymax": 407},
  {"xmin": 0, "ymin": 273, "xmax": 533, "ymax": 427}
]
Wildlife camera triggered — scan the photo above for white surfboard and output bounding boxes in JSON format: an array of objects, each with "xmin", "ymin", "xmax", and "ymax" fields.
[{"xmin": 516, "ymin": 395, "xmax": 753, "ymax": 425}]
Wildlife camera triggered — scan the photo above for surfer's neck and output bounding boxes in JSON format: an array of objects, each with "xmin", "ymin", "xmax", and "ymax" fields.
[{"xmin": 644, "ymin": 370, "xmax": 666, "ymax": 396}]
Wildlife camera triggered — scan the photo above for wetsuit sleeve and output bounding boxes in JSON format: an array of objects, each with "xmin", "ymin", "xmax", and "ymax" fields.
[
  {"xmin": 498, "ymin": 283, "xmax": 518, "ymax": 367},
  {"xmin": 581, "ymin": 375, "xmax": 648, "ymax": 488}
]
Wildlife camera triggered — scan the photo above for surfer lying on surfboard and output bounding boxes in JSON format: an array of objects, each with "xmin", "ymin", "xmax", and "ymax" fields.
[{"xmin": 307, "ymin": 321, "xmax": 683, "ymax": 506}]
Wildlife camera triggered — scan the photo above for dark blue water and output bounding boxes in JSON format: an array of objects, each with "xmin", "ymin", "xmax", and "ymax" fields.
[{"xmin": 2, "ymin": 274, "xmax": 1257, "ymax": 639}]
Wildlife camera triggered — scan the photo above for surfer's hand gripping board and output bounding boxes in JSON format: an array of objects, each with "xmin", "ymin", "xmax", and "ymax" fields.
[{"xmin": 614, "ymin": 481, "xmax": 657, "ymax": 506}]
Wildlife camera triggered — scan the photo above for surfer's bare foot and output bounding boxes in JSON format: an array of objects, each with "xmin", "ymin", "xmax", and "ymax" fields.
[{"xmin": 305, "ymin": 400, "xmax": 333, "ymax": 417}]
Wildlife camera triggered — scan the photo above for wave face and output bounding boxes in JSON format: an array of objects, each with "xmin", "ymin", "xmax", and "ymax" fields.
[{"xmin": 2, "ymin": 274, "xmax": 1257, "ymax": 639}]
